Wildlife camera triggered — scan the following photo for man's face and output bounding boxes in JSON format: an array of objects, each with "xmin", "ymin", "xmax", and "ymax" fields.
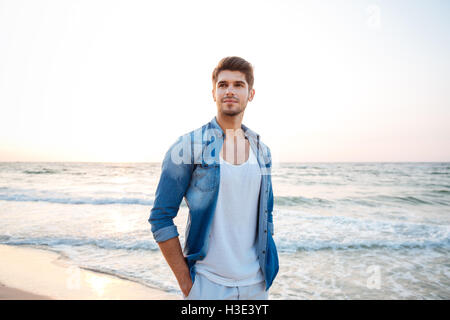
[{"xmin": 212, "ymin": 70, "xmax": 255, "ymax": 117}]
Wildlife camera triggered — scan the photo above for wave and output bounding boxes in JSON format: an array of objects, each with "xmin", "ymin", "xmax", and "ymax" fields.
[
  {"xmin": 23, "ymin": 168, "xmax": 58, "ymax": 174},
  {"xmin": 0, "ymin": 236, "xmax": 159, "ymax": 251},
  {"xmin": 2, "ymin": 233, "xmax": 448, "ymax": 254},
  {"xmin": 0, "ymin": 193, "xmax": 156, "ymax": 206},
  {"xmin": 377, "ymin": 195, "xmax": 433, "ymax": 205},
  {"xmin": 278, "ymin": 238, "xmax": 450, "ymax": 252},
  {"xmin": 272, "ymin": 211, "xmax": 450, "ymax": 253},
  {"xmin": 274, "ymin": 194, "xmax": 439, "ymax": 208},
  {"xmin": 432, "ymin": 190, "xmax": 450, "ymax": 194},
  {"xmin": 0, "ymin": 191, "xmax": 443, "ymax": 208},
  {"xmin": 21, "ymin": 168, "xmax": 88, "ymax": 175},
  {"xmin": 275, "ymin": 196, "xmax": 334, "ymax": 207}
]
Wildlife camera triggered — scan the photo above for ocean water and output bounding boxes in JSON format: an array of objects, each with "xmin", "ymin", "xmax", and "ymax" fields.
[{"xmin": 0, "ymin": 161, "xmax": 449, "ymax": 299}]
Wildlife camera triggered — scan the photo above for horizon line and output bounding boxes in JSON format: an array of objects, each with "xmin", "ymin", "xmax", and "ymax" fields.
[{"xmin": 0, "ymin": 160, "xmax": 449, "ymax": 164}]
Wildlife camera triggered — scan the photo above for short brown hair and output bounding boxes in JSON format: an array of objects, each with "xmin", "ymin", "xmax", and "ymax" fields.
[{"xmin": 212, "ymin": 56, "xmax": 254, "ymax": 91}]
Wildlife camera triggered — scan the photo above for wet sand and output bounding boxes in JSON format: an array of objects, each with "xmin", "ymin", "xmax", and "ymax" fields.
[{"xmin": 0, "ymin": 244, "xmax": 179, "ymax": 300}]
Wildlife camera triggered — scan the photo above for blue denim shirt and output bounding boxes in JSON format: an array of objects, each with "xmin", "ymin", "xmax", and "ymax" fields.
[{"xmin": 148, "ymin": 116, "xmax": 279, "ymax": 290}]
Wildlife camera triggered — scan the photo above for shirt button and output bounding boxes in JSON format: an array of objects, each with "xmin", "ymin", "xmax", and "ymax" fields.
[
  {"xmin": 262, "ymin": 250, "xmax": 266, "ymax": 254},
  {"xmin": 264, "ymin": 230, "xmax": 267, "ymax": 233}
]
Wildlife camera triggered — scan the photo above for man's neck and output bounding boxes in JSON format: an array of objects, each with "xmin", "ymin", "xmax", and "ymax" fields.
[
  {"xmin": 216, "ymin": 113, "xmax": 244, "ymax": 135},
  {"xmin": 216, "ymin": 113, "xmax": 249, "ymax": 164}
]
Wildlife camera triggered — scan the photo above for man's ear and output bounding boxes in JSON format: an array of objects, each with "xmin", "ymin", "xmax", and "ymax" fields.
[
  {"xmin": 248, "ymin": 88, "xmax": 255, "ymax": 102},
  {"xmin": 212, "ymin": 88, "xmax": 216, "ymax": 102}
]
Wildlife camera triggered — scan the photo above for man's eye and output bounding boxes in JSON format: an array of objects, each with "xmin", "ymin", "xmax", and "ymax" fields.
[{"xmin": 218, "ymin": 83, "xmax": 243, "ymax": 87}]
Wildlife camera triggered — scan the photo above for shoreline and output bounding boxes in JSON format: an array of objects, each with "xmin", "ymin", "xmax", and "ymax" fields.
[
  {"xmin": 0, "ymin": 282, "xmax": 52, "ymax": 300},
  {"xmin": 0, "ymin": 244, "xmax": 179, "ymax": 300}
]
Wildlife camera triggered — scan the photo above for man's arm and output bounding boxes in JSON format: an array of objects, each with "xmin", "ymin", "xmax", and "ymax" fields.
[
  {"xmin": 148, "ymin": 135, "xmax": 194, "ymax": 296},
  {"xmin": 158, "ymin": 237, "xmax": 192, "ymax": 296}
]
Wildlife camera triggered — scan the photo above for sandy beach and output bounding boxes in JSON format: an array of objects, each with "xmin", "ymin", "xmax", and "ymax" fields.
[
  {"xmin": 0, "ymin": 244, "xmax": 179, "ymax": 300},
  {"xmin": 0, "ymin": 282, "xmax": 52, "ymax": 300}
]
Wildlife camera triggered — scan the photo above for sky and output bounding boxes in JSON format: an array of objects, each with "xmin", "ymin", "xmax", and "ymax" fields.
[{"xmin": 0, "ymin": 0, "xmax": 449, "ymax": 163}]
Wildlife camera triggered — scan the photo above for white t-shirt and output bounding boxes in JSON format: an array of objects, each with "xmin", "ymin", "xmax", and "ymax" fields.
[{"xmin": 195, "ymin": 146, "xmax": 264, "ymax": 286}]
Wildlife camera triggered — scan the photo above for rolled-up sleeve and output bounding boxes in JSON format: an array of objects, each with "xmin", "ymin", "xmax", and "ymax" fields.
[{"xmin": 148, "ymin": 136, "xmax": 194, "ymax": 243}]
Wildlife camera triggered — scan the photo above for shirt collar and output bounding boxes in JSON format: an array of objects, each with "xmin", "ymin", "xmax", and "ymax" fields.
[{"xmin": 210, "ymin": 116, "xmax": 259, "ymax": 140}]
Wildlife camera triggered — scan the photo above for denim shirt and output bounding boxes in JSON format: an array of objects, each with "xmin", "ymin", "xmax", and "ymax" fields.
[{"xmin": 148, "ymin": 116, "xmax": 279, "ymax": 290}]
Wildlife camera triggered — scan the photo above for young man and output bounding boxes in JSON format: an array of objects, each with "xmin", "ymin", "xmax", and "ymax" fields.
[{"xmin": 148, "ymin": 56, "xmax": 278, "ymax": 300}]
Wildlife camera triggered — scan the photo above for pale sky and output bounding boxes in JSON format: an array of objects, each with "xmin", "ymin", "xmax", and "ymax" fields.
[{"xmin": 1, "ymin": 0, "xmax": 449, "ymax": 163}]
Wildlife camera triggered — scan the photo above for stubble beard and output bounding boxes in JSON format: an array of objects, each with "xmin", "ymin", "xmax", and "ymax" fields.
[{"xmin": 220, "ymin": 102, "xmax": 245, "ymax": 117}]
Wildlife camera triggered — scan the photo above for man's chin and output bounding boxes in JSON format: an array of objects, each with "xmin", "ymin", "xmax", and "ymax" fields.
[{"xmin": 221, "ymin": 108, "xmax": 243, "ymax": 117}]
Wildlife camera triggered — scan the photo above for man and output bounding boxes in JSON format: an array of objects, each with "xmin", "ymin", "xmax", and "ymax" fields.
[{"xmin": 148, "ymin": 56, "xmax": 278, "ymax": 300}]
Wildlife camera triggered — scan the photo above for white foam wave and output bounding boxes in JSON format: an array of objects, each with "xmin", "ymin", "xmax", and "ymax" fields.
[
  {"xmin": 274, "ymin": 212, "xmax": 450, "ymax": 253},
  {"xmin": 0, "ymin": 236, "xmax": 159, "ymax": 251},
  {"xmin": 0, "ymin": 194, "xmax": 155, "ymax": 206},
  {"xmin": 275, "ymin": 237, "xmax": 450, "ymax": 252}
]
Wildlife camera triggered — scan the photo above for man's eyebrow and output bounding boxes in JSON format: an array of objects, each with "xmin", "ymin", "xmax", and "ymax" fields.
[{"xmin": 217, "ymin": 80, "xmax": 246, "ymax": 85}]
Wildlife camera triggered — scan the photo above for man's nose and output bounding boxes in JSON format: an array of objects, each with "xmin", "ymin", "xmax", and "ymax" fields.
[{"xmin": 225, "ymin": 86, "xmax": 236, "ymax": 94}]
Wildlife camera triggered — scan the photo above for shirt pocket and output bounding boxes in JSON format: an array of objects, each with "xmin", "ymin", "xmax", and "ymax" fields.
[{"xmin": 192, "ymin": 164, "xmax": 218, "ymax": 192}]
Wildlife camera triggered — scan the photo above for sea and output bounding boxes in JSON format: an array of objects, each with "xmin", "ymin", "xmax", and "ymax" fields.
[{"xmin": 0, "ymin": 161, "xmax": 449, "ymax": 299}]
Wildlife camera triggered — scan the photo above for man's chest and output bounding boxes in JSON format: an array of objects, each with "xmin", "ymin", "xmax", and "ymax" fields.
[{"xmin": 220, "ymin": 137, "xmax": 250, "ymax": 165}]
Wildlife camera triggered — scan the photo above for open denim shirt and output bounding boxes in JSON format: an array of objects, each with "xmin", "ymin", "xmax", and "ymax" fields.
[{"xmin": 148, "ymin": 116, "xmax": 279, "ymax": 290}]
